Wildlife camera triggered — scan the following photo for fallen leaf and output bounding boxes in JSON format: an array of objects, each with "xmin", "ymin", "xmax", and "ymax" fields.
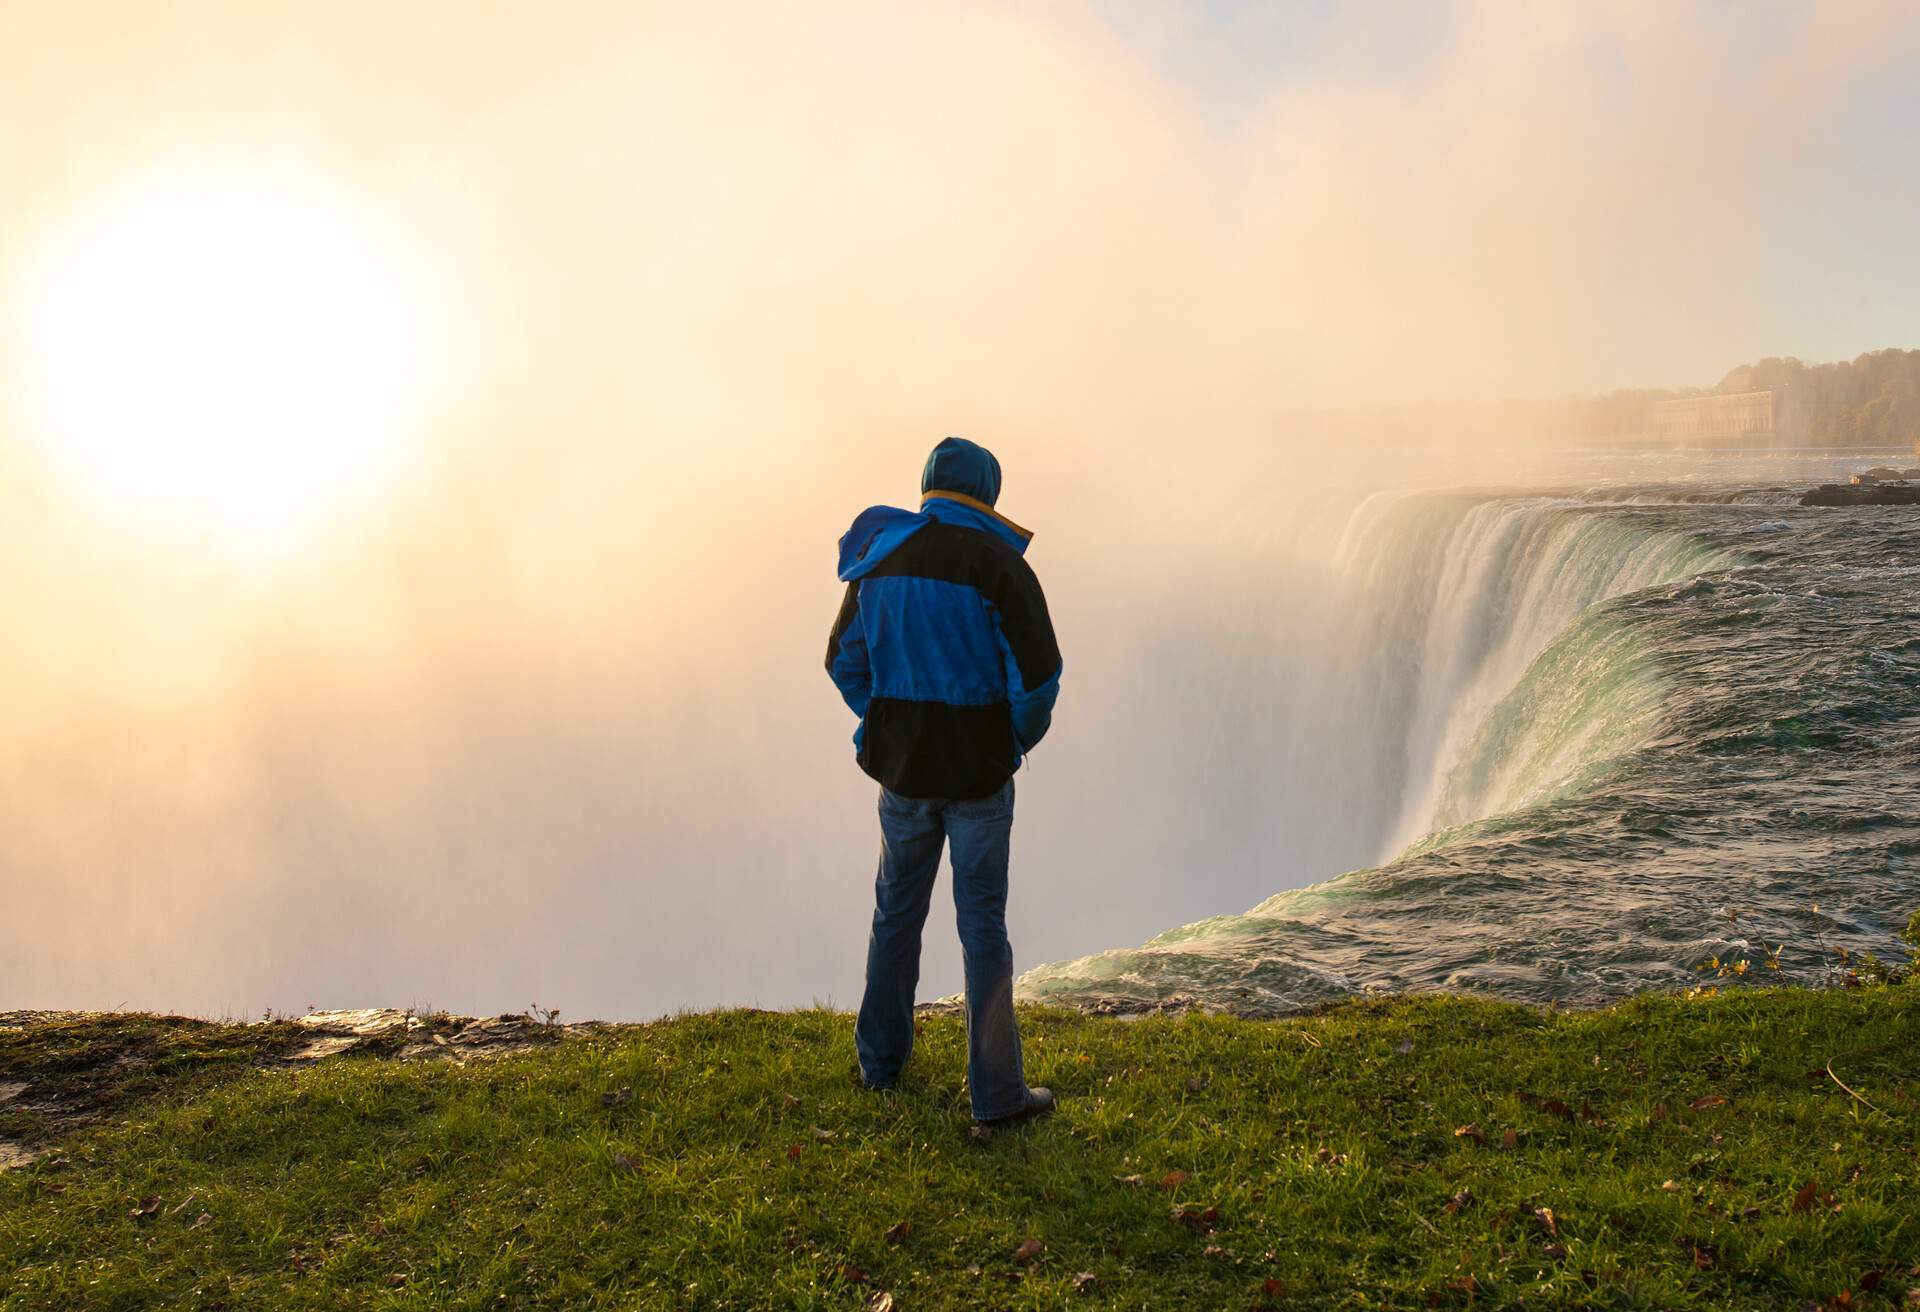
[
  {"xmin": 1500, "ymin": 1129, "xmax": 1519, "ymax": 1149},
  {"xmin": 1158, "ymin": 1169, "xmax": 1190, "ymax": 1191},
  {"xmin": 811, "ymin": 1127, "xmax": 837, "ymax": 1141},
  {"xmin": 1689, "ymin": 1241, "xmax": 1720, "ymax": 1269},
  {"xmin": 1793, "ymin": 1180, "xmax": 1820, "ymax": 1214},
  {"xmin": 1203, "ymin": 1244, "xmax": 1224, "ymax": 1257},
  {"xmin": 1541, "ymin": 1098, "xmax": 1575, "ymax": 1122},
  {"xmin": 782, "ymin": 1092, "xmax": 802, "ymax": 1108},
  {"xmin": 130, "ymin": 1196, "xmax": 161, "ymax": 1219},
  {"xmin": 387, "ymin": 1273, "xmax": 408, "ymax": 1287},
  {"xmin": 865, "ymin": 1293, "xmax": 894, "ymax": 1312},
  {"xmin": 1116, "ymin": 1174, "xmax": 1145, "ymax": 1187},
  {"xmin": 1861, "ymin": 1271, "xmax": 1883, "ymax": 1292},
  {"xmin": 1690, "ymin": 1094, "xmax": 1729, "ymax": 1110},
  {"xmin": 785, "ymin": 1144, "xmax": 803, "ymax": 1161},
  {"xmin": 1395, "ymin": 1040, "xmax": 1416, "ymax": 1055},
  {"xmin": 1454, "ymin": 1123, "xmax": 1486, "ymax": 1143},
  {"xmin": 1263, "ymin": 1275, "xmax": 1287, "ymax": 1299},
  {"xmin": 1661, "ymin": 1180, "xmax": 1681, "ymax": 1192},
  {"xmin": 1013, "ymin": 1237, "xmax": 1044, "ymax": 1262},
  {"xmin": 1534, "ymin": 1206, "xmax": 1558, "ymax": 1237},
  {"xmin": 612, "ymin": 1152, "xmax": 641, "ymax": 1173},
  {"xmin": 600, "ymin": 1086, "xmax": 634, "ymax": 1107},
  {"xmin": 1444, "ymin": 1189, "xmax": 1473, "ymax": 1214},
  {"xmin": 1449, "ymin": 1275, "xmax": 1479, "ymax": 1294},
  {"xmin": 1543, "ymin": 1243, "xmax": 1568, "ymax": 1261},
  {"xmin": 1649, "ymin": 1101, "xmax": 1669, "ymax": 1123},
  {"xmin": 884, "ymin": 1220, "xmax": 911, "ymax": 1244},
  {"xmin": 1071, "ymin": 1271, "xmax": 1098, "ymax": 1293},
  {"xmin": 838, "ymin": 1263, "xmax": 868, "ymax": 1285},
  {"xmin": 1578, "ymin": 1102, "xmax": 1607, "ymax": 1127}
]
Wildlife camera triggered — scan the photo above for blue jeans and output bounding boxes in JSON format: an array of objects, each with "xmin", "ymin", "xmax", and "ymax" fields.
[{"xmin": 854, "ymin": 778, "xmax": 1028, "ymax": 1120}]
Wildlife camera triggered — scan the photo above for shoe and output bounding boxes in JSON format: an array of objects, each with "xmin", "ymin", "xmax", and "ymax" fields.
[{"xmin": 977, "ymin": 1087, "xmax": 1055, "ymax": 1127}]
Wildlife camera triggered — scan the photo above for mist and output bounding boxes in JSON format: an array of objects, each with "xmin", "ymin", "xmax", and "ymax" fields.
[{"xmin": 2, "ymin": 2, "xmax": 1916, "ymax": 1018}]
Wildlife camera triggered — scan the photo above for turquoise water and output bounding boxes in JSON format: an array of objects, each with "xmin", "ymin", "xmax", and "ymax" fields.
[{"xmin": 1018, "ymin": 483, "xmax": 1920, "ymax": 1012}]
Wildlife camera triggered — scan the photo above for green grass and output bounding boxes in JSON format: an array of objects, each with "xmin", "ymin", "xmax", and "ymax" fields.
[{"xmin": 2, "ymin": 990, "xmax": 1917, "ymax": 1310}]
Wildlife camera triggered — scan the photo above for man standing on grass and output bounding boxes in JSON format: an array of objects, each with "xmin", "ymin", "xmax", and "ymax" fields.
[{"xmin": 825, "ymin": 437, "xmax": 1062, "ymax": 1126}]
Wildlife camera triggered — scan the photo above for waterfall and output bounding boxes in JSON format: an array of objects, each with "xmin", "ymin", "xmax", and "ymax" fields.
[
  {"xmin": 1319, "ymin": 491, "xmax": 1742, "ymax": 857},
  {"xmin": 1016, "ymin": 488, "xmax": 1756, "ymax": 1012}
]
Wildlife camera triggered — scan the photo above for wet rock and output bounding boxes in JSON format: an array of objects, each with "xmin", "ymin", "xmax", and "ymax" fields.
[{"xmin": 1800, "ymin": 482, "xmax": 1920, "ymax": 507}]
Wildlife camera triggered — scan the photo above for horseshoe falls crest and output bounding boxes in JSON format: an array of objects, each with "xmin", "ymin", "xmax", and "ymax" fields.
[{"xmin": 1018, "ymin": 480, "xmax": 1920, "ymax": 1013}]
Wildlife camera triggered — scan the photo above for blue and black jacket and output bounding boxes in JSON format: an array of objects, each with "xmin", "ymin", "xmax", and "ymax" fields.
[{"xmin": 826, "ymin": 441, "xmax": 1062, "ymax": 800}]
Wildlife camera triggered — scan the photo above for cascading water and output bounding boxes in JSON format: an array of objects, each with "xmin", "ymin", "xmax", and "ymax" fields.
[
  {"xmin": 1326, "ymin": 491, "xmax": 1746, "ymax": 855},
  {"xmin": 1018, "ymin": 480, "xmax": 1920, "ymax": 1013}
]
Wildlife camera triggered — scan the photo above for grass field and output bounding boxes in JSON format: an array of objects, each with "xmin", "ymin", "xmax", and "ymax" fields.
[{"xmin": 2, "ymin": 986, "xmax": 1916, "ymax": 1310}]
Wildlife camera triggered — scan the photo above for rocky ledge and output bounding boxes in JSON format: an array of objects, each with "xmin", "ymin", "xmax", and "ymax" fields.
[
  {"xmin": 0, "ymin": 1008, "xmax": 604, "ymax": 1171},
  {"xmin": 1799, "ymin": 482, "xmax": 1920, "ymax": 506}
]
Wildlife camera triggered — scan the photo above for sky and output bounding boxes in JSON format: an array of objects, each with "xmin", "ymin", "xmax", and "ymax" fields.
[
  {"xmin": 3, "ymin": 1, "xmax": 1918, "ymax": 415},
  {"xmin": 1, "ymin": 1, "xmax": 1918, "ymax": 1019}
]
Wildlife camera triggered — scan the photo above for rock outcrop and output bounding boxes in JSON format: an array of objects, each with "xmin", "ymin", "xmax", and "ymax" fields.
[{"xmin": 1800, "ymin": 482, "xmax": 1920, "ymax": 506}]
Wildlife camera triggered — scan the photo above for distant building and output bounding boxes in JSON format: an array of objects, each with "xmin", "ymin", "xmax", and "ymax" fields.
[{"xmin": 1651, "ymin": 389, "xmax": 1775, "ymax": 443}]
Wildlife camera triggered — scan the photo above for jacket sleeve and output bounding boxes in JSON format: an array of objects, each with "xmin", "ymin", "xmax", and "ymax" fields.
[
  {"xmin": 825, "ymin": 581, "xmax": 871, "ymax": 718},
  {"xmin": 993, "ymin": 563, "xmax": 1062, "ymax": 754}
]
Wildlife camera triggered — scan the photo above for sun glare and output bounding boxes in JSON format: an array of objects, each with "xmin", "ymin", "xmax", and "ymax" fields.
[{"xmin": 21, "ymin": 174, "xmax": 438, "ymax": 551}]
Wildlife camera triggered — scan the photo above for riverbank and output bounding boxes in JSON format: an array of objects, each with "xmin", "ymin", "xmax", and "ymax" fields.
[{"xmin": 2, "ymin": 988, "xmax": 1916, "ymax": 1310}]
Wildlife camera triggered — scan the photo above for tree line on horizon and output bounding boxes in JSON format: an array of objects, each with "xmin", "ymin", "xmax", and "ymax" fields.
[{"xmin": 1575, "ymin": 347, "xmax": 1920, "ymax": 447}]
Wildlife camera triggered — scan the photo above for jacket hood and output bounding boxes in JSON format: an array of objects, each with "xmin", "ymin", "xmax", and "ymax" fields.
[
  {"xmin": 837, "ymin": 505, "xmax": 928, "ymax": 581},
  {"xmin": 837, "ymin": 495, "xmax": 1033, "ymax": 582},
  {"xmin": 921, "ymin": 437, "xmax": 1001, "ymax": 506}
]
